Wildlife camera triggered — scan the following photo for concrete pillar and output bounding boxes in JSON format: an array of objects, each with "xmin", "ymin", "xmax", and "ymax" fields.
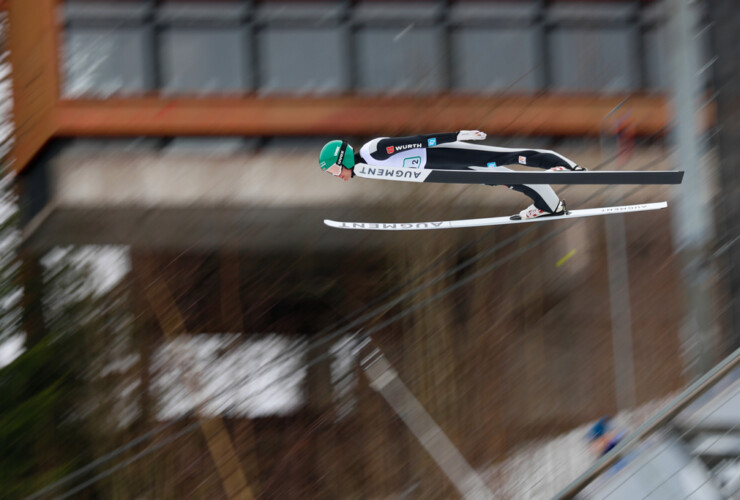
[
  {"xmin": 665, "ymin": 0, "xmax": 719, "ymax": 376},
  {"xmin": 707, "ymin": 0, "xmax": 740, "ymax": 350}
]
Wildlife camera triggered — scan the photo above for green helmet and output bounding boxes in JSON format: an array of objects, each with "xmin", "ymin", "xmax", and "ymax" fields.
[{"xmin": 319, "ymin": 140, "xmax": 355, "ymax": 171}]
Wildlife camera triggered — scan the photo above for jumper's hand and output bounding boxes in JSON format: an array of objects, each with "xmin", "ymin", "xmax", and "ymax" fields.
[{"xmin": 457, "ymin": 130, "xmax": 487, "ymax": 141}]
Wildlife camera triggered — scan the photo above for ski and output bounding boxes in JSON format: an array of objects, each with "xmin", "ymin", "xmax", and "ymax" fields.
[
  {"xmin": 324, "ymin": 202, "xmax": 668, "ymax": 231},
  {"xmin": 352, "ymin": 165, "xmax": 684, "ymax": 185}
]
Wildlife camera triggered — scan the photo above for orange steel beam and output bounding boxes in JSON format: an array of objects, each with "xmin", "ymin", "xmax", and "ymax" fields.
[
  {"xmin": 55, "ymin": 95, "xmax": 672, "ymax": 139},
  {"xmin": 8, "ymin": 0, "xmax": 60, "ymax": 172}
]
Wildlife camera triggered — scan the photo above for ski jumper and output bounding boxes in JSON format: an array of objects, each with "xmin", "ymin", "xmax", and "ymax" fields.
[{"xmin": 356, "ymin": 133, "xmax": 578, "ymax": 212}]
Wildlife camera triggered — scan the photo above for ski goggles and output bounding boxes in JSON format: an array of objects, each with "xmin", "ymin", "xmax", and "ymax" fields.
[{"xmin": 326, "ymin": 141, "xmax": 349, "ymax": 176}]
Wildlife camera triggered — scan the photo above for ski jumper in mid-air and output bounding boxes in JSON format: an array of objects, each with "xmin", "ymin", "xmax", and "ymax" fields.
[{"xmin": 318, "ymin": 130, "xmax": 586, "ymax": 220}]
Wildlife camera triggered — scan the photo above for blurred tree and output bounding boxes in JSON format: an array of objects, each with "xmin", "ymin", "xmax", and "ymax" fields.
[
  {"xmin": 0, "ymin": 193, "xmax": 99, "ymax": 498},
  {"xmin": 0, "ymin": 13, "xmax": 99, "ymax": 489}
]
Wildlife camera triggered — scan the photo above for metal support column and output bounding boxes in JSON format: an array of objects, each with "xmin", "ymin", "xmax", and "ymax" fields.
[
  {"xmin": 359, "ymin": 343, "xmax": 494, "ymax": 500},
  {"xmin": 601, "ymin": 103, "xmax": 637, "ymax": 412},
  {"xmin": 605, "ymin": 212, "xmax": 638, "ymax": 410}
]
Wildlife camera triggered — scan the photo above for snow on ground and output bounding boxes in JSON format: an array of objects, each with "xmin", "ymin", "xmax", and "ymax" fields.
[
  {"xmin": 41, "ymin": 245, "xmax": 131, "ymax": 296},
  {"xmin": 483, "ymin": 396, "xmax": 676, "ymax": 499},
  {"xmin": 0, "ymin": 333, "xmax": 23, "ymax": 368},
  {"xmin": 153, "ymin": 333, "xmax": 306, "ymax": 419},
  {"xmin": 151, "ymin": 333, "xmax": 357, "ymax": 419}
]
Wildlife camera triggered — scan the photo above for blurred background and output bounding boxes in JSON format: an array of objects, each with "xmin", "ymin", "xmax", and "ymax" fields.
[{"xmin": 1, "ymin": 0, "xmax": 738, "ymax": 499}]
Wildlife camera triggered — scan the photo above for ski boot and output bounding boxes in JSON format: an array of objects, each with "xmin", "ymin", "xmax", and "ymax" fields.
[
  {"xmin": 510, "ymin": 200, "xmax": 567, "ymax": 220},
  {"xmin": 548, "ymin": 165, "xmax": 587, "ymax": 172}
]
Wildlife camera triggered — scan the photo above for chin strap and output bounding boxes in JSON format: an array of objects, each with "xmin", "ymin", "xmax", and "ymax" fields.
[{"xmin": 336, "ymin": 141, "xmax": 348, "ymax": 168}]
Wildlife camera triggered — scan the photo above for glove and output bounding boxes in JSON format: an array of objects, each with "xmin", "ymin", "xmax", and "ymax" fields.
[{"xmin": 457, "ymin": 130, "xmax": 487, "ymax": 141}]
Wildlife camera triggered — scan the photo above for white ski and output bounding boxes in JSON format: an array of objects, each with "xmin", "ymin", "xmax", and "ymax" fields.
[{"xmin": 324, "ymin": 202, "xmax": 667, "ymax": 231}]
